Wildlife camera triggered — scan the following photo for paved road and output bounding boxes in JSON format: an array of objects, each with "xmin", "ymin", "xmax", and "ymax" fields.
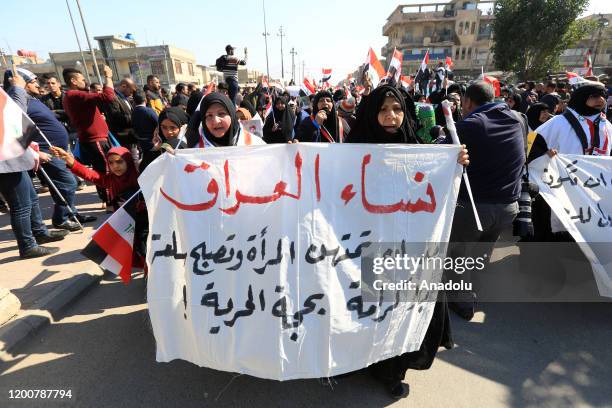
[{"xmin": 1, "ymin": 250, "xmax": 612, "ymax": 407}]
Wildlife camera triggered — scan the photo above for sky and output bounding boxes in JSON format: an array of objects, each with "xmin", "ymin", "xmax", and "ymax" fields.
[{"xmin": 2, "ymin": 0, "xmax": 611, "ymax": 82}]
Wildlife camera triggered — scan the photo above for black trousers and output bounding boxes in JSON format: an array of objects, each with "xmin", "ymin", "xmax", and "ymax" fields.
[{"xmin": 80, "ymin": 139, "xmax": 111, "ymax": 203}]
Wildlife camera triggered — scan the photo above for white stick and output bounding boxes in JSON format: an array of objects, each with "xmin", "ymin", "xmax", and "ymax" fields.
[
  {"xmin": 441, "ymin": 100, "xmax": 483, "ymax": 231},
  {"xmin": 37, "ymin": 166, "xmax": 84, "ymax": 232}
]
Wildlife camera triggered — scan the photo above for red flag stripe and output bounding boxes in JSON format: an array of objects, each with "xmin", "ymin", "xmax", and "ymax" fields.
[{"xmin": 93, "ymin": 222, "xmax": 133, "ymax": 283}]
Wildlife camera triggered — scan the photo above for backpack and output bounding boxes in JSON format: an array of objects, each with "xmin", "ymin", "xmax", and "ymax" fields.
[{"xmin": 215, "ymin": 55, "xmax": 226, "ymax": 72}]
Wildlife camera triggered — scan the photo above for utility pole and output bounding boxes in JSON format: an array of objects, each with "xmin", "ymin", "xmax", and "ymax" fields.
[
  {"xmin": 65, "ymin": 0, "xmax": 91, "ymax": 83},
  {"xmin": 262, "ymin": 0, "xmax": 270, "ymax": 80},
  {"xmin": 278, "ymin": 26, "xmax": 286, "ymax": 79},
  {"xmin": 74, "ymin": 0, "xmax": 102, "ymax": 84},
  {"xmin": 290, "ymin": 47, "xmax": 297, "ymax": 82}
]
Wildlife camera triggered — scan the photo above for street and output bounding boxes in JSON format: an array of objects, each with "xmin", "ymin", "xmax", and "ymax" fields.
[{"xmin": 1, "ymin": 259, "xmax": 611, "ymax": 407}]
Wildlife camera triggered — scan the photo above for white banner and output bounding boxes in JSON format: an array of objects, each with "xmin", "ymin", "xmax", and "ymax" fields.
[
  {"xmin": 530, "ymin": 154, "xmax": 612, "ymax": 297},
  {"xmin": 139, "ymin": 144, "xmax": 462, "ymax": 380}
]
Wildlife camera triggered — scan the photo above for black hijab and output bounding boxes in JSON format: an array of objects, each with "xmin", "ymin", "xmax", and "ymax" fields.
[
  {"xmin": 312, "ymin": 90, "xmax": 342, "ymax": 142},
  {"xmin": 158, "ymin": 107, "xmax": 189, "ymax": 148},
  {"xmin": 526, "ymin": 102, "xmax": 550, "ymax": 131},
  {"xmin": 263, "ymin": 95, "xmax": 296, "ymax": 143},
  {"xmin": 347, "ymin": 85, "xmax": 419, "ymax": 144},
  {"xmin": 199, "ymin": 92, "xmax": 240, "ymax": 147},
  {"xmin": 186, "ymin": 89, "xmax": 203, "ymax": 116},
  {"xmin": 508, "ymin": 93, "xmax": 523, "ymax": 112},
  {"xmin": 568, "ymin": 81, "xmax": 607, "ymax": 116}
]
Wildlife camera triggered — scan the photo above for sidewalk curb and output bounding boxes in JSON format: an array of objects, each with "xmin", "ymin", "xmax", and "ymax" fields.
[{"xmin": 0, "ymin": 268, "xmax": 103, "ymax": 358}]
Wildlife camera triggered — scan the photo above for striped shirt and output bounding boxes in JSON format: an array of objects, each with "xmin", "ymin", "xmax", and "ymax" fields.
[{"xmin": 220, "ymin": 55, "xmax": 247, "ymax": 81}]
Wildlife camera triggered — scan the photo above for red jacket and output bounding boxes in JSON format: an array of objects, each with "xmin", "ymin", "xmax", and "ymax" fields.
[{"xmin": 63, "ymin": 86, "xmax": 115, "ymax": 143}]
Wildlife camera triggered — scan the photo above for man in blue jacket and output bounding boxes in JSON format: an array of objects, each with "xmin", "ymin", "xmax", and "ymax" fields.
[
  {"xmin": 445, "ymin": 80, "xmax": 526, "ymax": 320},
  {"xmin": 7, "ymin": 68, "xmax": 96, "ymax": 231}
]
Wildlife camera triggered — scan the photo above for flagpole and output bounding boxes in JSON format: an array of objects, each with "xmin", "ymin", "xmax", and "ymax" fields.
[
  {"xmin": 65, "ymin": 0, "xmax": 91, "ymax": 84},
  {"xmin": 11, "ymin": 94, "xmax": 86, "ymax": 230},
  {"xmin": 441, "ymin": 100, "xmax": 483, "ymax": 231},
  {"xmin": 74, "ymin": 0, "xmax": 102, "ymax": 84},
  {"xmin": 37, "ymin": 166, "xmax": 84, "ymax": 232}
]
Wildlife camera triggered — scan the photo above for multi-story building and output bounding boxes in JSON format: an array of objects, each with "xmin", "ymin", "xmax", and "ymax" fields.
[
  {"xmin": 382, "ymin": 0, "xmax": 496, "ymax": 77},
  {"xmin": 46, "ymin": 35, "xmax": 202, "ymax": 89},
  {"xmin": 559, "ymin": 13, "xmax": 612, "ymax": 76}
]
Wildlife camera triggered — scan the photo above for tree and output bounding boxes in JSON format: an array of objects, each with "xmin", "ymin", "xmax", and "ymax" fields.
[{"xmin": 492, "ymin": 0, "xmax": 595, "ymax": 80}]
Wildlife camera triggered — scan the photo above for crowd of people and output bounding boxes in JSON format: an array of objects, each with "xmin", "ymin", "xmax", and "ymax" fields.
[{"xmin": 1, "ymin": 44, "xmax": 612, "ymax": 399}]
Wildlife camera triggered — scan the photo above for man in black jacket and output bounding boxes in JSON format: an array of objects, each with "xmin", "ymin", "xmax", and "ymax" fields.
[{"xmin": 445, "ymin": 81, "xmax": 526, "ymax": 320}]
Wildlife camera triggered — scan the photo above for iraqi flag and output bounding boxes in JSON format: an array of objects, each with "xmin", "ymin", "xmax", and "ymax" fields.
[
  {"xmin": 0, "ymin": 87, "xmax": 39, "ymax": 173},
  {"xmin": 483, "ymin": 75, "xmax": 501, "ymax": 97},
  {"xmin": 445, "ymin": 56, "xmax": 454, "ymax": 71},
  {"xmin": 301, "ymin": 77, "xmax": 316, "ymax": 95},
  {"xmin": 263, "ymin": 97, "xmax": 273, "ymax": 119},
  {"xmin": 363, "ymin": 47, "xmax": 385, "ymax": 88},
  {"xmin": 386, "ymin": 48, "xmax": 403, "ymax": 83},
  {"xmin": 400, "ymin": 75, "xmax": 412, "ymax": 89},
  {"xmin": 261, "ymin": 76, "xmax": 270, "ymax": 89},
  {"xmin": 419, "ymin": 50, "xmax": 430, "ymax": 73},
  {"xmin": 584, "ymin": 49, "xmax": 593, "ymax": 76},
  {"xmin": 82, "ymin": 204, "xmax": 137, "ymax": 283},
  {"xmin": 566, "ymin": 71, "xmax": 585, "ymax": 86},
  {"xmin": 321, "ymin": 68, "xmax": 332, "ymax": 82}
]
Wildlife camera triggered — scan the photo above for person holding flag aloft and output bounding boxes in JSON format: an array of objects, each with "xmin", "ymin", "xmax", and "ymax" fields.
[
  {"xmin": 434, "ymin": 61, "xmax": 446, "ymax": 92},
  {"xmin": 263, "ymin": 95, "xmax": 295, "ymax": 143},
  {"xmin": 415, "ymin": 50, "xmax": 431, "ymax": 96}
]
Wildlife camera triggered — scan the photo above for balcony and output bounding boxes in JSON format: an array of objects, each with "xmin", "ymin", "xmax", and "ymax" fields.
[{"xmin": 383, "ymin": 9, "xmax": 458, "ymax": 35}]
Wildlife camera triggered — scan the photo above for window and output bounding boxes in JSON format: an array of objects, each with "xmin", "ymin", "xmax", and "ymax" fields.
[
  {"xmin": 174, "ymin": 59, "xmax": 183, "ymax": 74},
  {"xmin": 464, "ymin": 21, "xmax": 470, "ymax": 35},
  {"xmin": 151, "ymin": 60, "xmax": 164, "ymax": 75},
  {"xmin": 467, "ymin": 48, "xmax": 472, "ymax": 59},
  {"xmin": 455, "ymin": 47, "xmax": 460, "ymax": 59},
  {"xmin": 461, "ymin": 47, "xmax": 466, "ymax": 60},
  {"xmin": 471, "ymin": 22, "xmax": 476, "ymax": 34},
  {"xmin": 458, "ymin": 22, "xmax": 463, "ymax": 34},
  {"xmin": 128, "ymin": 61, "xmax": 139, "ymax": 74},
  {"xmin": 188, "ymin": 62, "xmax": 194, "ymax": 76}
]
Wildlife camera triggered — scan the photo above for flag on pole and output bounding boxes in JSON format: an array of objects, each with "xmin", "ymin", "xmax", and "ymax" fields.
[
  {"xmin": 419, "ymin": 50, "xmax": 430, "ymax": 73},
  {"xmin": 483, "ymin": 76, "xmax": 501, "ymax": 97},
  {"xmin": 363, "ymin": 47, "xmax": 386, "ymax": 88},
  {"xmin": 0, "ymin": 87, "xmax": 39, "ymax": 173},
  {"xmin": 584, "ymin": 49, "xmax": 593, "ymax": 76},
  {"xmin": 445, "ymin": 56, "xmax": 454, "ymax": 71},
  {"xmin": 264, "ymin": 97, "xmax": 273, "ymax": 118},
  {"xmin": 301, "ymin": 78, "xmax": 316, "ymax": 95},
  {"xmin": 386, "ymin": 48, "xmax": 403, "ymax": 83},
  {"xmin": 400, "ymin": 75, "xmax": 412, "ymax": 89},
  {"xmin": 321, "ymin": 68, "xmax": 332, "ymax": 82},
  {"xmin": 566, "ymin": 71, "xmax": 586, "ymax": 86},
  {"xmin": 81, "ymin": 205, "xmax": 137, "ymax": 283},
  {"xmin": 261, "ymin": 76, "xmax": 270, "ymax": 89},
  {"xmin": 203, "ymin": 81, "xmax": 216, "ymax": 96}
]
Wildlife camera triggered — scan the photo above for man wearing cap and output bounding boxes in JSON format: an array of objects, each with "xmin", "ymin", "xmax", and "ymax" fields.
[
  {"xmin": 62, "ymin": 65, "xmax": 116, "ymax": 208},
  {"xmin": 216, "ymin": 45, "xmax": 247, "ymax": 104},
  {"xmin": 5, "ymin": 68, "xmax": 96, "ymax": 231}
]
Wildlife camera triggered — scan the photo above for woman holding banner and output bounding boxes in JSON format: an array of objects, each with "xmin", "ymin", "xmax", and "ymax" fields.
[{"xmin": 347, "ymin": 85, "xmax": 467, "ymax": 399}]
